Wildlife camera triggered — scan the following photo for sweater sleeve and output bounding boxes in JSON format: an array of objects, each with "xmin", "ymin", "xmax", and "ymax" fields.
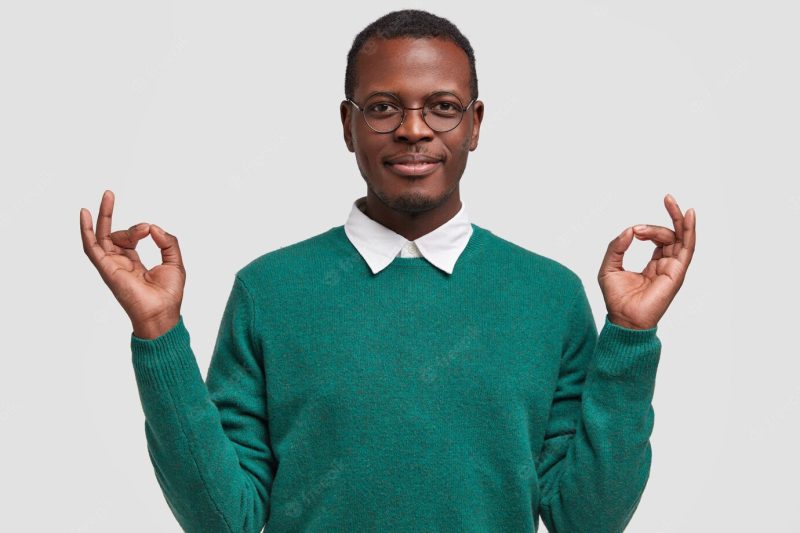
[
  {"xmin": 130, "ymin": 274, "xmax": 275, "ymax": 533},
  {"xmin": 536, "ymin": 279, "xmax": 661, "ymax": 533}
]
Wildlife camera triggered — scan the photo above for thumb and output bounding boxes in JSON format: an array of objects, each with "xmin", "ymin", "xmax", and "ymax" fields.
[
  {"xmin": 149, "ymin": 224, "xmax": 184, "ymax": 270},
  {"xmin": 599, "ymin": 226, "xmax": 633, "ymax": 277}
]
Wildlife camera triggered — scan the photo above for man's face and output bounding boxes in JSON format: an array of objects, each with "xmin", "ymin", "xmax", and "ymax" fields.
[{"xmin": 340, "ymin": 37, "xmax": 484, "ymax": 214}]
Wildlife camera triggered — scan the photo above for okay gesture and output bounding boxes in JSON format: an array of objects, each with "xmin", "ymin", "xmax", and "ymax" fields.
[{"xmin": 598, "ymin": 194, "xmax": 697, "ymax": 330}]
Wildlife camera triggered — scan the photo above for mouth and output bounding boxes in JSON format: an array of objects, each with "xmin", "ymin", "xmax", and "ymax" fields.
[
  {"xmin": 384, "ymin": 153, "xmax": 444, "ymax": 176},
  {"xmin": 385, "ymin": 161, "xmax": 442, "ymax": 176}
]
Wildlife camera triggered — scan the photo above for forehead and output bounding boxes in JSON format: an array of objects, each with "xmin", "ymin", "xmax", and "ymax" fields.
[{"xmin": 355, "ymin": 37, "xmax": 471, "ymax": 101}]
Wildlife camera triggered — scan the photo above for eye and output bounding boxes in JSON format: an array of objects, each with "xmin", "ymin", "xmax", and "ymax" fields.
[
  {"xmin": 367, "ymin": 102, "xmax": 401, "ymax": 114},
  {"xmin": 429, "ymin": 101, "xmax": 461, "ymax": 115}
]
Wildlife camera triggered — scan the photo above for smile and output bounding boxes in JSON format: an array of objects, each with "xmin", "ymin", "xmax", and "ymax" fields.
[{"xmin": 385, "ymin": 161, "xmax": 442, "ymax": 176}]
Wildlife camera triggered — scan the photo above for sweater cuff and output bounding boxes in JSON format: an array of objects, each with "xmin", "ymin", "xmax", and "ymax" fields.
[
  {"xmin": 130, "ymin": 315, "xmax": 201, "ymax": 389},
  {"xmin": 592, "ymin": 314, "xmax": 662, "ymax": 379}
]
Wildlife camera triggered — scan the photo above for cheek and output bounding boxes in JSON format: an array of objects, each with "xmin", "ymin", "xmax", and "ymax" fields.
[
  {"xmin": 451, "ymin": 133, "xmax": 471, "ymax": 158},
  {"xmin": 459, "ymin": 134, "xmax": 471, "ymax": 154},
  {"xmin": 357, "ymin": 145, "xmax": 379, "ymax": 169},
  {"xmin": 352, "ymin": 129, "xmax": 375, "ymax": 160}
]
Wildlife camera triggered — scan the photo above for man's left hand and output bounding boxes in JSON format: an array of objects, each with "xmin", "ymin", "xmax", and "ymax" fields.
[{"xmin": 597, "ymin": 194, "xmax": 697, "ymax": 330}]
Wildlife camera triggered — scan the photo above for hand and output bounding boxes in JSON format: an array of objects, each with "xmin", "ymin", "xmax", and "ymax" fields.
[
  {"xmin": 597, "ymin": 194, "xmax": 696, "ymax": 330},
  {"xmin": 80, "ymin": 190, "xmax": 186, "ymax": 339}
]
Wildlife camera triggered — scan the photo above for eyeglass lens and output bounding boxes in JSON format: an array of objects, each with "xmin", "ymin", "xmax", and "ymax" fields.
[{"xmin": 363, "ymin": 92, "xmax": 467, "ymax": 133}]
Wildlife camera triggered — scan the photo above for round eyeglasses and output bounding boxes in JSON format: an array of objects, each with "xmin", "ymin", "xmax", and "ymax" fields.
[{"xmin": 346, "ymin": 91, "xmax": 476, "ymax": 134}]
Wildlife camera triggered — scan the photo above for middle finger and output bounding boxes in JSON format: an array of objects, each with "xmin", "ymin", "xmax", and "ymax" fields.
[
  {"xmin": 96, "ymin": 190, "xmax": 116, "ymax": 253},
  {"xmin": 664, "ymin": 193, "xmax": 685, "ymax": 244}
]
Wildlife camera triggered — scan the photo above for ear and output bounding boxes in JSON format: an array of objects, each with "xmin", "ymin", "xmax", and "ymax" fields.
[
  {"xmin": 340, "ymin": 100, "xmax": 355, "ymax": 153},
  {"xmin": 468, "ymin": 100, "xmax": 484, "ymax": 151}
]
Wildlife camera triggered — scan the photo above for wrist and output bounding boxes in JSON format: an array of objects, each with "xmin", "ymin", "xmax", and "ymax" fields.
[
  {"xmin": 607, "ymin": 314, "xmax": 656, "ymax": 330},
  {"xmin": 132, "ymin": 314, "xmax": 180, "ymax": 340}
]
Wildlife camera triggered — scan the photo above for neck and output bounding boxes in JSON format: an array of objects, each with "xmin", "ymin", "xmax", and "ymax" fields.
[{"xmin": 362, "ymin": 188, "xmax": 462, "ymax": 241}]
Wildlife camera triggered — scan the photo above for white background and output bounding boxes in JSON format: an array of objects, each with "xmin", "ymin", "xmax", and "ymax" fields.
[{"xmin": 1, "ymin": 1, "xmax": 797, "ymax": 531}]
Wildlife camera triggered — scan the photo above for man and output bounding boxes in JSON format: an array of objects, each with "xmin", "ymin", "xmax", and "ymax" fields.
[{"xmin": 80, "ymin": 9, "xmax": 696, "ymax": 533}]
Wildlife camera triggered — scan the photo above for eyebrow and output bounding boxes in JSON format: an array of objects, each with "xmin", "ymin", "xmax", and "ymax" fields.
[{"xmin": 364, "ymin": 89, "xmax": 465, "ymax": 101}]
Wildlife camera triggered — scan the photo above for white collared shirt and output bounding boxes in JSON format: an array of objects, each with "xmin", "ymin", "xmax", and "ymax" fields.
[{"xmin": 343, "ymin": 196, "xmax": 473, "ymax": 275}]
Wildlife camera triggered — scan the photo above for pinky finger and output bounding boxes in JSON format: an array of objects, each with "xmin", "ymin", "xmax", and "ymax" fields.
[{"xmin": 80, "ymin": 208, "xmax": 106, "ymax": 268}]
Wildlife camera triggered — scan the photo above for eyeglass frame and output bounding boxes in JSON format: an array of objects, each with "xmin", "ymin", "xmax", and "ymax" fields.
[{"xmin": 345, "ymin": 91, "xmax": 477, "ymax": 134}]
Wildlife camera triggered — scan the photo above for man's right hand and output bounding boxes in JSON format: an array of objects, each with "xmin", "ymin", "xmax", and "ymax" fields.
[{"xmin": 80, "ymin": 190, "xmax": 186, "ymax": 339}]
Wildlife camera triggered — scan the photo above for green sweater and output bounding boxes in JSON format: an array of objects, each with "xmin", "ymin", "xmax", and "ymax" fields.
[{"xmin": 130, "ymin": 223, "xmax": 661, "ymax": 533}]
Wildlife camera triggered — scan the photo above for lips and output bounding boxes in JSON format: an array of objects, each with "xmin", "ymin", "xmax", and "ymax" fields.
[
  {"xmin": 384, "ymin": 153, "xmax": 444, "ymax": 177},
  {"xmin": 384, "ymin": 153, "xmax": 443, "ymax": 165}
]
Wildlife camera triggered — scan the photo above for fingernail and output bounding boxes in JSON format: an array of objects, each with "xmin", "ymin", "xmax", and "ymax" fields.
[{"xmin": 633, "ymin": 225, "xmax": 647, "ymax": 232}]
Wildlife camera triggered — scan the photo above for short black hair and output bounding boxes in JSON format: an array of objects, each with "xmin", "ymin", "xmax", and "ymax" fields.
[{"xmin": 344, "ymin": 9, "xmax": 478, "ymax": 103}]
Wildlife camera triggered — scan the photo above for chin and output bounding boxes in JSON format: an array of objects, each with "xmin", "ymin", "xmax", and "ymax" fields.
[{"xmin": 378, "ymin": 187, "xmax": 450, "ymax": 214}]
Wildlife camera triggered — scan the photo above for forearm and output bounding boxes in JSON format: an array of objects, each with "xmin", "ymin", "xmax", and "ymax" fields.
[
  {"xmin": 539, "ymin": 316, "xmax": 661, "ymax": 533},
  {"xmin": 131, "ymin": 316, "xmax": 269, "ymax": 533}
]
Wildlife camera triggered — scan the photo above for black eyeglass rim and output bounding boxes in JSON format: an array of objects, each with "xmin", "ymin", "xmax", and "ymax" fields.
[{"xmin": 346, "ymin": 91, "xmax": 477, "ymax": 133}]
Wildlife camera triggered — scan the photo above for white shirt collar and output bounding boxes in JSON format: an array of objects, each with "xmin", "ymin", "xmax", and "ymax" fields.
[{"xmin": 343, "ymin": 196, "xmax": 473, "ymax": 275}]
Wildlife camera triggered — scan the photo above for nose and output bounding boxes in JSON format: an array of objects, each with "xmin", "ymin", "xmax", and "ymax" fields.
[{"xmin": 393, "ymin": 106, "xmax": 434, "ymax": 143}]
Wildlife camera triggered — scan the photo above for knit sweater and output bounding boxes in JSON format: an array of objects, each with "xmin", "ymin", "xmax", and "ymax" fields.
[{"xmin": 130, "ymin": 223, "xmax": 662, "ymax": 533}]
